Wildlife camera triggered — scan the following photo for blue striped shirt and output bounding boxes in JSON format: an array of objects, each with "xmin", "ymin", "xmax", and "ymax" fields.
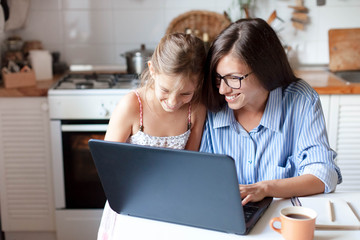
[{"xmin": 200, "ymin": 80, "xmax": 342, "ymax": 193}]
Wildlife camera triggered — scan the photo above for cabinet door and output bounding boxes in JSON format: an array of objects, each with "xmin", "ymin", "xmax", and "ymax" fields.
[
  {"xmin": 328, "ymin": 95, "xmax": 360, "ymax": 192},
  {"xmin": 0, "ymin": 97, "xmax": 55, "ymax": 231}
]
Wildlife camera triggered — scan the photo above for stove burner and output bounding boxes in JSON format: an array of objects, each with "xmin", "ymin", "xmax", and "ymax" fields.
[
  {"xmin": 52, "ymin": 73, "xmax": 140, "ymax": 90},
  {"xmin": 97, "ymin": 78, "xmax": 115, "ymax": 88},
  {"xmin": 76, "ymin": 81, "xmax": 94, "ymax": 89},
  {"xmin": 116, "ymin": 73, "xmax": 139, "ymax": 82}
]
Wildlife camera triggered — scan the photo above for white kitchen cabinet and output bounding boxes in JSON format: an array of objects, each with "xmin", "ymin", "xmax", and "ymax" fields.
[
  {"xmin": 0, "ymin": 97, "xmax": 55, "ymax": 236},
  {"xmin": 318, "ymin": 95, "xmax": 360, "ymax": 192},
  {"xmin": 326, "ymin": 95, "xmax": 360, "ymax": 192}
]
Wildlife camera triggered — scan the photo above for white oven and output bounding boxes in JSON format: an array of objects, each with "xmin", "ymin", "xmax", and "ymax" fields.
[{"xmin": 48, "ymin": 73, "xmax": 138, "ymax": 240}]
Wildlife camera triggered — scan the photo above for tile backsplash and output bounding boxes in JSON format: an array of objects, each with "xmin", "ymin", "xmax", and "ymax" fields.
[{"xmin": 2, "ymin": 0, "xmax": 360, "ymax": 67}]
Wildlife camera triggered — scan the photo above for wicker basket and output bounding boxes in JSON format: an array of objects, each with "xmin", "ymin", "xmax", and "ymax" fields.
[{"xmin": 166, "ymin": 10, "xmax": 231, "ymax": 43}]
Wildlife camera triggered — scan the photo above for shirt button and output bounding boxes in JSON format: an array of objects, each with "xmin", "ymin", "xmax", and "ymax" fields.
[{"xmin": 248, "ymin": 160, "xmax": 252, "ymax": 164}]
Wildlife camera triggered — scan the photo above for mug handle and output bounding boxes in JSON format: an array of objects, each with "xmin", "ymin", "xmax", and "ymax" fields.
[{"xmin": 269, "ymin": 217, "xmax": 282, "ymax": 234}]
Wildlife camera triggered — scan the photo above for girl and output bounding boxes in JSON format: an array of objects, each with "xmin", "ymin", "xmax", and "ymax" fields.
[
  {"xmin": 98, "ymin": 33, "xmax": 207, "ymax": 239},
  {"xmin": 105, "ymin": 33, "xmax": 206, "ymax": 150}
]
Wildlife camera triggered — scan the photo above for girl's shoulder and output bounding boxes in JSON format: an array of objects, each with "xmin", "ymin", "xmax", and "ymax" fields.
[
  {"xmin": 113, "ymin": 89, "xmax": 143, "ymax": 116},
  {"xmin": 192, "ymin": 102, "xmax": 206, "ymax": 114},
  {"xmin": 191, "ymin": 102, "xmax": 207, "ymax": 121}
]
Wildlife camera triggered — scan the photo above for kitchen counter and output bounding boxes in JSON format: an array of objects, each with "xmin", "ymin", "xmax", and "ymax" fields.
[
  {"xmin": 1, "ymin": 70, "xmax": 360, "ymax": 97},
  {"xmin": 295, "ymin": 69, "xmax": 360, "ymax": 94},
  {"xmin": 0, "ymin": 75, "xmax": 61, "ymax": 97}
]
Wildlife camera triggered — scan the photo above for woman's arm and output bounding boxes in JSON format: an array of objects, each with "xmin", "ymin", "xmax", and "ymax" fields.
[
  {"xmin": 294, "ymin": 92, "xmax": 341, "ymax": 193},
  {"xmin": 240, "ymin": 174, "xmax": 325, "ymax": 205},
  {"xmin": 104, "ymin": 92, "xmax": 139, "ymax": 142},
  {"xmin": 185, "ymin": 104, "xmax": 207, "ymax": 151}
]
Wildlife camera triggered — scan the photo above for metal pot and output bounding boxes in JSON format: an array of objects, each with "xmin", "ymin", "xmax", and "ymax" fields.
[{"xmin": 122, "ymin": 44, "xmax": 153, "ymax": 75}]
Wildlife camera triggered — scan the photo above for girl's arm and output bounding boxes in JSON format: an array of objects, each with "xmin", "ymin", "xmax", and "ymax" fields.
[
  {"xmin": 185, "ymin": 104, "xmax": 207, "ymax": 151},
  {"xmin": 239, "ymin": 174, "xmax": 325, "ymax": 205},
  {"xmin": 104, "ymin": 92, "xmax": 139, "ymax": 142}
]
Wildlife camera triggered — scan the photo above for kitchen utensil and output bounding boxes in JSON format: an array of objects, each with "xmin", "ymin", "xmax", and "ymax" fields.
[
  {"xmin": 289, "ymin": 1, "xmax": 309, "ymax": 30},
  {"xmin": 4, "ymin": 50, "xmax": 23, "ymax": 63},
  {"xmin": 329, "ymin": 28, "xmax": 360, "ymax": 72},
  {"xmin": 317, "ymin": 0, "xmax": 326, "ymax": 6},
  {"xmin": 4, "ymin": 36, "xmax": 23, "ymax": 51},
  {"xmin": 267, "ymin": 10, "xmax": 285, "ymax": 33},
  {"xmin": 51, "ymin": 51, "xmax": 69, "ymax": 74},
  {"xmin": 122, "ymin": 44, "xmax": 153, "ymax": 75}
]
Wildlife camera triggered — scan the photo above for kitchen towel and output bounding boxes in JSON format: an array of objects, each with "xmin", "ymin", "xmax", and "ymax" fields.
[{"xmin": 4, "ymin": 0, "xmax": 30, "ymax": 32}]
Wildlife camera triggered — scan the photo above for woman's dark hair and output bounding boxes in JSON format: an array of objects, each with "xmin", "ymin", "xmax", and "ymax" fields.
[{"xmin": 203, "ymin": 18, "xmax": 299, "ymax": 112}]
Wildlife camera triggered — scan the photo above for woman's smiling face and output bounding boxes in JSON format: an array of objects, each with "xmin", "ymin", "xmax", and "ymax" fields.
[{"xmin": 216, "ymin": 53, "xmax": 267, "ymax": 111}]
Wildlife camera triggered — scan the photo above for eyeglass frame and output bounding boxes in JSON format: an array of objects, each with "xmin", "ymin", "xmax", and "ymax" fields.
[{"xmin": 215, "ymin": 72, "xmax": 253, "ymax": 89}]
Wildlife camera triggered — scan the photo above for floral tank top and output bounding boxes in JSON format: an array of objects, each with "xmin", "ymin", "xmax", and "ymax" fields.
[{"xmin": 127, "ymin": 90, "xmax": 191, "ymax": 149}]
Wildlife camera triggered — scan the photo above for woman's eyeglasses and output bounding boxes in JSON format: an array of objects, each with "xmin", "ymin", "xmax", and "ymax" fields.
[{"xmin": 215, "ymin": 72, "xmax": 253, "ymax": 89}]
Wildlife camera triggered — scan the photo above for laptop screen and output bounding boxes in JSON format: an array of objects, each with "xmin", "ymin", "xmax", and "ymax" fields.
[{"xmin": 89, "ymin": 139, "xmax": 271, "ymax": 235}]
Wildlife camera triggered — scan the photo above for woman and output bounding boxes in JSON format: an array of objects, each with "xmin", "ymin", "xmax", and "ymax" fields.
[{"xmin": 200, "ymin": 18, "xmax": 342, "ymax": 205}]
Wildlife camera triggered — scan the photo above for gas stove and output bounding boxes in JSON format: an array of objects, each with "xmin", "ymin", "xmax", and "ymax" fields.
[
  {"xmin": 49, "ymin": 73, "xmax": 140, "ymax": 93},
  {"xmin": 48, "ymin": 73, "xmax": 140, "ymax": 119},
  {"xmin": 47, "ymin": 70, "xmax": 141, "ymax": 240}
]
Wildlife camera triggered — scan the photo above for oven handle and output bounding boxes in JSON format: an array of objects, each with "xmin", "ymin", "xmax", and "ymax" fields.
[{"xmin": 61, "ymin": 124, "xmax": 108, "ymax": 132}]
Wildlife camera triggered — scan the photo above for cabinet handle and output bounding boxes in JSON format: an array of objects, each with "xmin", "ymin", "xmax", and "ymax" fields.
[
  {"xmin": 61, "ymin": 124, "xmax": 108, "ymax": 132},
  {"xmin": 41, "ymin": 102, "xmax": 49, "ymax": 111}
]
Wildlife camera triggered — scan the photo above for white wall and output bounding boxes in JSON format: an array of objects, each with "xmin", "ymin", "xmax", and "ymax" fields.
[{"xmin": 3, "ymin": 0, "xmax": 360, "ymax": 67}]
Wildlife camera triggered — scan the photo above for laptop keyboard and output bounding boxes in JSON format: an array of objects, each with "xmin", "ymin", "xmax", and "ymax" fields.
[{"xmin": 243, "ymin": 204, "xmax": 260, "ymax": 222}]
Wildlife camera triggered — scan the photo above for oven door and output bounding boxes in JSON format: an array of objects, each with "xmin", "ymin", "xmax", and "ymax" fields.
[{"xmin": 50, "ymin": 120, "xmax": 108, "ymax": 209}]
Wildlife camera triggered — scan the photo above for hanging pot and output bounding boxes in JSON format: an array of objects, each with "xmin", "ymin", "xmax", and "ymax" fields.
[{"xmin": 121, "ymin": 44, "xmax": 153, "ymax": 75}]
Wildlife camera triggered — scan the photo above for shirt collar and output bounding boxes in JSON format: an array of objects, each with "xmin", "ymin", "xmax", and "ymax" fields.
[
  {"xmin": 212, "ymin": 86, "xmax": 283, "ymax": 132},
  {"xmin": 213, "ymin": 105, "xmax": 233, "ymax": 129},
  {"xmin": 260, "ymin": 86, "xmax": 282, "ymax": 132}
]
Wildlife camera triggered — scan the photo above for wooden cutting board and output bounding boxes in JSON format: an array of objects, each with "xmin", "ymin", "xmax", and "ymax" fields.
[{"xmin": 329, "ymin": 28, "xmax": 360, "ymax": 72}]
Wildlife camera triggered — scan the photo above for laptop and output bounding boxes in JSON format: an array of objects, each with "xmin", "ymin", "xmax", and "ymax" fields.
[{"xmin": 88, "ymin": 139, "xmax": 272, "ymax": 235}]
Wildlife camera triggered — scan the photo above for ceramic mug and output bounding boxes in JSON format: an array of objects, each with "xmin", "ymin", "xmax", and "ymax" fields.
[{"xmin": 269, "ymin": 206, "xmax": 317, "ymax": 240}]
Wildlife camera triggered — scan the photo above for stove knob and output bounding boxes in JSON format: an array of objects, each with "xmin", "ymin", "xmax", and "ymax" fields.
[{"xmin": 99, "ymin": 104, "xmax": 110, "ymax": 117}]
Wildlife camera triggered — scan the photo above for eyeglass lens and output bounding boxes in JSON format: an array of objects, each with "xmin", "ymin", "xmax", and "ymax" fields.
[
  {"xmin": 216, "ymin": 74, "xmax": 242, "ymax": 89},
  {"xmin": 215, "ymin": 72, "xmax": 252, "ymax": 89}
]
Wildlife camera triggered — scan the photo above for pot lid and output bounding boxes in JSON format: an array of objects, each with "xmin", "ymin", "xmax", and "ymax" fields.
[{"xmin": 125, "ymin": 44, "xmax": 153, "ymax": 57}]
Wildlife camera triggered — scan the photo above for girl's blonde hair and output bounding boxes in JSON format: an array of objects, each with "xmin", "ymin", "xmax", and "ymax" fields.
[{"xmin": 140, "ymin": 33, "xmax": 206, "ymax": 104}]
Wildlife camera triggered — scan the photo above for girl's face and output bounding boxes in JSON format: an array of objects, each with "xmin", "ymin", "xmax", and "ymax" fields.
[
  {"xmin": 153, "ymin": 73, "xmax": 196, "ymax": 113},
  {"xmin": 216, "ymin": 54, "xmax": 267, "ymax": 111}
]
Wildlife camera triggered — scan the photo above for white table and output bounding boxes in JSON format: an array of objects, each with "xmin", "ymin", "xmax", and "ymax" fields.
[{"xmin": 101, "ymin": 192, "xmax": 360, "ymax": 240}]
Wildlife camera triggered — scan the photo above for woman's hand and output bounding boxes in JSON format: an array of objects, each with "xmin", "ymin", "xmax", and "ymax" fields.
[
  {"xmin": 239, "ymin": 174, "xmax": 325, "ymax": 206},
  {"xmin": 239, "ymin": 182, "xmax": 268, "ymax": 205}
]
